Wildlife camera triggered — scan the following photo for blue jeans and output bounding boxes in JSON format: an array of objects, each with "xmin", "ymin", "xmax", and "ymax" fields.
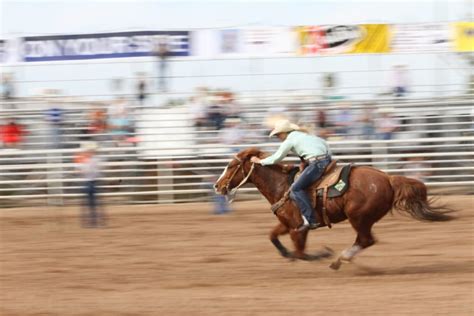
[
  {"xmin": 83, "ymin": 180, "xmax": 101, "ymax": 227},
  {"xmin": 290, "ymin": 157, "xmax": 331, "ymax": 224}
]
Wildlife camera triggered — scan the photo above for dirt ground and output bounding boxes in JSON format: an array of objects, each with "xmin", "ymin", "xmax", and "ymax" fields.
[{"xmin": 0, "ymin": 195, "xmax": 473, "ymax": 316}]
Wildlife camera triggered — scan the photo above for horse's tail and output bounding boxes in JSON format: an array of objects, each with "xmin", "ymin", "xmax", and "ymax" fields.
[{"xmin": 389, "ymin": 175, "xmax": 454, "ymax": 221}]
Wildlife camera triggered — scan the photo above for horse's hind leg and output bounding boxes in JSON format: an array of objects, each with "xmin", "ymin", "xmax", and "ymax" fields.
[
  {"xmin": 330, "ymin": 221, "xmax": 376, "ymax": 270},
  {"xmin": 270, "ymin": 222, "xmax": 291, "ymax": 258}
]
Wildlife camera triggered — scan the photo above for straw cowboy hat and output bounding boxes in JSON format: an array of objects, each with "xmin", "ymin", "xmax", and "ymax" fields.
[{"xmin": 269, "ymin": 119, "xmax": 300, "ymax": 137}]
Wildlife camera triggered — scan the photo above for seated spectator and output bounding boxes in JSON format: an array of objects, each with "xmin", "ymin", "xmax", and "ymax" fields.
[
  {"xmin": 359, "ymin": 104, "xmax": 376, "ymax": 139},
  {"xmin": 207, "ymin": 94, "xmax": 227, "ymax": 130},
  {"xmin": 333, "ymin": 103, "xmax": 353, "ymax": 137},
  {"xmin": 108, "ymin": 108, "xmax": 131, "ymax": 146},
  {"xmin": 188, "ymin": 96, "xmax": 208, "ymax": 130},
  {"xmin": 219, "ymin": 118, "xmax": 244, "ymax": 153},
  {"xmin": 88, "ymin": 108, "xmax": 108, "ymax": 141},
  {"xmin": 1, "ymin": 118, "xmax": 25, "ymax": 148},
  {"xmin": 376, "ymin": 108, "xmax": 398, "ymax": 140}
]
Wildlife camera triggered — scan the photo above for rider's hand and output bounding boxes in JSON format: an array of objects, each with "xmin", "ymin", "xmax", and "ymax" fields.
[
  {"xmin": 250, "ymin": 156, "xmax": 261, "ymax": 164},
  {"xmin": 299, "ymin": 162, "xmax": 306, "ymax": 172}
]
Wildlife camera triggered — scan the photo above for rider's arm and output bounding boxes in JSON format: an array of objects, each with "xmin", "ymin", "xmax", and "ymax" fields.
[{"xmin": 260, "ymin": 137, "xmax": 293, "ymax": 166}]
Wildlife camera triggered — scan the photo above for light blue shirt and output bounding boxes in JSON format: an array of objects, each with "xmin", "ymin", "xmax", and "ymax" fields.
[{"xmin": 260, "ymin": 131, "xmax": 330, "ymax": 166}]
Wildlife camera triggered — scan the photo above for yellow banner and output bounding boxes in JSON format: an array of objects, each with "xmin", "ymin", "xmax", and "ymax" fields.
[
  {"xmin": 453, "ymin": 22, "xmax": 474, "ymax": 52},
  {"xmin": 347, "ymin": 24, "xmax": 391, "ymax": 53}
]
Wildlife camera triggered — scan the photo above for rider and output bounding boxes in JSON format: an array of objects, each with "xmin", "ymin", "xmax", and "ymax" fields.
[{"xmin": 250, "ymin": 119, "xmax": 332, "ymax": 231}]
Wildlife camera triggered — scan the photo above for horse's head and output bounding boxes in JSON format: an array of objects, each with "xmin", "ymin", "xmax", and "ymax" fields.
[{"xmin": 214, "ymin": 148, "xmax": 264, "ymax": 198}]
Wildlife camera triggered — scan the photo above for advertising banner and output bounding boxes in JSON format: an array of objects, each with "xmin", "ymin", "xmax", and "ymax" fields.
[
  {"xmin": 296, "ymin": 24, "xmax": 390, "ymax": 55},
  {"xmin": 453, "ymin": 22, "xmax": 474, "ymax": 52},
  {"xmin": 346, "ymin": 24, "xmax": 390, "ymax": 53},
  {"xmin": 391, "ymin": 23, "xmax": 450, "ymax": 52},
  {"xmin": 21, "ymin": 31, "xmax": 191, "ymax": 62},
  {"xmin": 242, "ymin": 27, "xmax": 294, "ymax": 55},
  {"xmin": 219, "ymin": 29, "xmax": 242, "ymax": 54}
]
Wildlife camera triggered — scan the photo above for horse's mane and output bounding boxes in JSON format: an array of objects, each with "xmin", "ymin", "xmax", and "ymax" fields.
[{"xmin": 236, "ymin": 147, "xmax": 290, "ymax": 173}]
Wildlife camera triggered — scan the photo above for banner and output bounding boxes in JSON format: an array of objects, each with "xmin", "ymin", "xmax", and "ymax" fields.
[
  {"xmin": 391, "ymin": 23, "xmax": 450, "ymax": 52},
  {"xmin": 242, "ymin": 28, "xmax": 294, "ymax": 55},
  {"xmin": 295, "ymin": 24, "xmax": 389, "ymax": 55},
  {"xmin": 219, "ymin": 29, "xmax": 242, "ymax": 54},
  {"xmin": 347, "ymin": 24, "xmax": 390, "ymax": 53},
  {"xmin": 21, "ymin": 31, "xmax": 191, "ymax": 62},
  {"xmin": 453, "ymin": 22, "xmax": 474, "ymax": 52}
]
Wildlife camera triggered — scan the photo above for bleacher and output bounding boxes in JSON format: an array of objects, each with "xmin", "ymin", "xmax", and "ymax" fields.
[{"xmin": 0, "ymin": 93, "xmax": 473, "ymax": 207}]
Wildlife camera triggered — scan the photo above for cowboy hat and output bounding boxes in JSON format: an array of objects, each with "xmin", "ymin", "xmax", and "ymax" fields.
[{"xmin": 269, "ymin": 119, "xmax": 300, "ymax": 137}]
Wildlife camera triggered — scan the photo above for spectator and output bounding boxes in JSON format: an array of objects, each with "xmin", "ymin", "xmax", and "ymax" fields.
[
  {"xmin": 376, "ymin": 108, "xmax": 398, "ymax": 140},
  {"xmin": 108, "ymin": 107, "xmax": 131, "ymax": 147},
  {"xmin": 207, "ymin": 94, "xmax": 227, "ymax": 130},
  {"xmin": 188, "ymin": 95, "xmax": 208, "ymax": 131},
  {"xmin": 154, "ymin": 37, "xmax": 170, "ymax": 92},
  {"xmin": 390, "ymin": 65, "xmax": 410, "ymax": 97},
  {"xmin": 210, "ymin": 174, "xmax": 231, "ymax": 215},
  {"xmin": 359, "ymin": 104, "xmax": 376, "ymax": 139},
  {"xmin": 219, "ymin": 118, "xmax": 244, "ymax": 153},
  {"xmin": 333, "ymin": 103, "xmax": 353, "ymax": 137},
  {"xmin": 88, "ymin": 107, "xmax": 108, "ymax": 142},
  {"xmin": 321, "ymin": 73, "xmax": 337, "ymax": 100},
  {"xmin": 1, "ymin": 118, "xmax": 25, "ymax": 148},
  {"xmin": 136, "ymin": 73, "xmax": 148, "ymax": 106},
  {"xmin": 46, "ymin": 106, "xmax": 63, "ymax": 149},
  {"xmin": 75, "ymin": 142, "xmax": 105, "ymax": 228},
  {"xmin": 1, "ymin": 73, "xmax": 15, "ymax": 110}
]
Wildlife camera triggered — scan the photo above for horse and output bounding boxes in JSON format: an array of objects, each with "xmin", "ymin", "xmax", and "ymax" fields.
[{"xmin": 214, "ymin": 148, "xmax": 453, "ymax": 269}]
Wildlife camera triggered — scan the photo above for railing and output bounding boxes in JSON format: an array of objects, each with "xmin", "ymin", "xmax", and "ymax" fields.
[{"xmin": 0, "ymin": 136, "xmax": 472, "ymax": 206}]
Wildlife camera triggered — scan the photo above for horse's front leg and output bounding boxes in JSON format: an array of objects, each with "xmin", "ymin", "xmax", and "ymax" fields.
[{"xmin": 269, "ymin": 222, "xmax": 291, "ymax": 258}]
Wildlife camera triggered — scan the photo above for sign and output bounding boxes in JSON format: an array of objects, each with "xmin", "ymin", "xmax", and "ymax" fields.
[
  {"xmin": 296, "ymin": 24, "xmax": 390, "ymax": 55},
  {"xmin": 219, "ymin": 29, "xmax": 242, "ymax": 54},
  {"xmin": 21, "ymin": 31, "xmax": 191, "ymax": 62},
  {"xmin": 453, "ymin": 22, "xmax": 474, "ymax": 52},
  {"xmin": 391, "ymin": 23, "xmax": 450, "ymax": 52},
  {"xmin": 347, "ymin": 24, "xmax": 390, "ymax": 53},
  {"xmin": 296, "ymin": 25, "xmax": 365, "ymax": 54}
]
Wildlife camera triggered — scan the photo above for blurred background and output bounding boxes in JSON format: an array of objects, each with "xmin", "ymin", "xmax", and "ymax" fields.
[{"xmin": 0, "ymin": 0, "xmax": 473, "ymax": 208}]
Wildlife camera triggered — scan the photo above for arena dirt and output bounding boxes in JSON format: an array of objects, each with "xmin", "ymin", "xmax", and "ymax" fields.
[{"xmin": 0, "ymin": 195, "xmax": 472, "ymax": 315}]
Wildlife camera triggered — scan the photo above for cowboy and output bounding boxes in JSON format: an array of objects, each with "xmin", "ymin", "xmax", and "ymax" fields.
[{"xmin": 250, "ymin": 120, "xmax": 332, "ymax": 231}]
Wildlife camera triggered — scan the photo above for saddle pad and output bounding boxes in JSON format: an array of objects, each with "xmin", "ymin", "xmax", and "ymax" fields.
[{"xmin": 317, "ymin": 164, "xmax": 352, "ymax": 198}]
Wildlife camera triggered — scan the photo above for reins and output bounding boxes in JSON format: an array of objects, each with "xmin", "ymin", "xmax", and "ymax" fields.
[{"xmin": 225, "ymin": 156, "xmax": 255, "ymax": 203}]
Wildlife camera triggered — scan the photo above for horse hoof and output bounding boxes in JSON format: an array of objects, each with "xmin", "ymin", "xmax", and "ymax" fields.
[{"xmin": 330, "ymin": 260, "xmax": 342, "ymax": 270}]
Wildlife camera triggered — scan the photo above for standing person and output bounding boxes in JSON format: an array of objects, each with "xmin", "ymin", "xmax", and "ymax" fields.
[
  {"xmin": 250, "ymin": 119, "xmax": 332, "ymax": 231},
  {"xmin": 154, "ymin": 38, "xmax": 170, "ymax": 92},
  {"xmin": 75, "ymin": 142, "xmax": 105, "ymax": 228},
  {"xmin": 46, "ymin": 106, "xmax": 63, "ymax": 149},
  {"xmin": 390, "ymin": 65, "xmax": 410, "ymax": 97},
  {"xmin": 1, "ymin": 73, "xmax": 15, "ymax": 110},
  {"xmin": 136, "ymin": 73, "xmax": 147, "ymax": 106}
]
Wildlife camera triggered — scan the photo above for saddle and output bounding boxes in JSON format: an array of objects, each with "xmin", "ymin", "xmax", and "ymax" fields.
[{"xmin": 273, "ymin": 160, "xmax": 352, "ymax": 229}]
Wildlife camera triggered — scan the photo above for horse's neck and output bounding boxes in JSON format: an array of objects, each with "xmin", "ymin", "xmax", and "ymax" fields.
[{"xmin": 251, "ymin": 165, "xmax": 289, "ymax": 205}]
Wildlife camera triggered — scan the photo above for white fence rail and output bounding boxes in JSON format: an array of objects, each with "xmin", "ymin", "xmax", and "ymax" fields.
[{"xmin": 0, "ymin": 136, "xmax": 472, "ymax": 206}]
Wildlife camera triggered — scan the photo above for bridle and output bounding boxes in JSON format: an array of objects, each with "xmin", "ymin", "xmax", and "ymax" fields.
[{"xmin": 224, "ymin": 156, "xmax": 255, "ymax": 203}]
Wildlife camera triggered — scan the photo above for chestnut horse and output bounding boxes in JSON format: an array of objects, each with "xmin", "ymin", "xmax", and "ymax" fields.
[{"xmin": 214, "ymin": 148, "xmax": 453, "ymax": 269}]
